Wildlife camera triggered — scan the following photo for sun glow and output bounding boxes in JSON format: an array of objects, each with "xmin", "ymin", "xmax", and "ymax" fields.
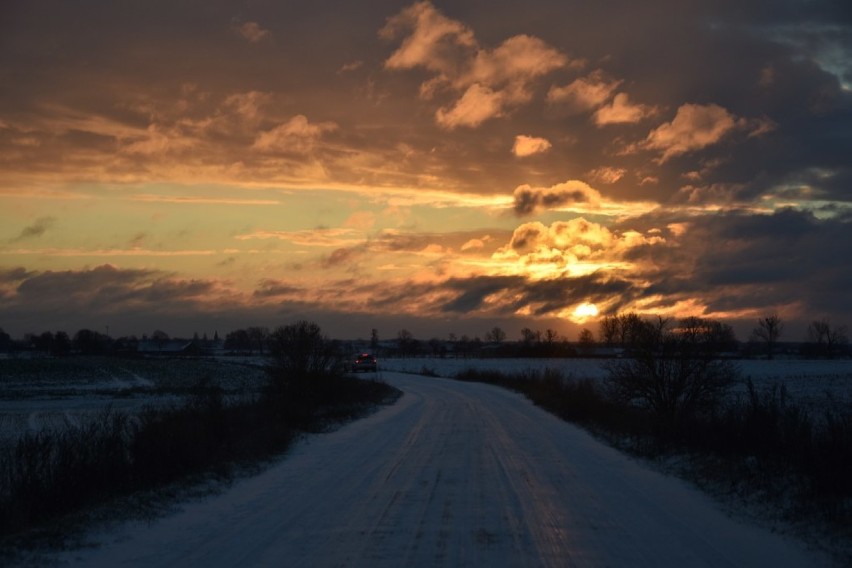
[{"xmin": 571, "ymin": 302, "xmax": 599, "ymax": 322}]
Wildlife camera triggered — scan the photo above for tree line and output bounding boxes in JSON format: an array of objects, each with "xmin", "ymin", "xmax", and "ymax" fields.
[{"xmin": 1, "ymin": 311, "xmax": 849, "ymax": 359}]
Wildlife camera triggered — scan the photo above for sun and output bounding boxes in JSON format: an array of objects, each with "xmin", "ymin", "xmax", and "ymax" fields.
[{"xmin": 571, "ymin": 302, "xmax": 599, "ymax": 322}]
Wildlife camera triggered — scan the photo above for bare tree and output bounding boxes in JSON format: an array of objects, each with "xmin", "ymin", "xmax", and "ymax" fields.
[
  {"xmin": 267, "ymin": 321, "xmax": 341, "ymax": 382},
  {"xmin": 578, "ymin": 328, "xmax": 595, "ymax": 355},
  {"xmin": 520, "ymin": 327, "xmax": 541, "ymax": 345},
  {"xmin": 751, "ymin": 314, "xmax": 783, "ymax": 359},
  {"xmin": 396, "ymin": 329, "xmax": 417, "ymax": 357},
  {"xmin": 605, "ymin": 316, "xmax": 738, "ymax": 433},
  {"xmin": 151, "ymin": 329, "xmax": 169, "ymax": 351},
  {"xmin": 224, "ymin": 328, "xmax": 251, "ymax": 352},
  {"xmin": 246, "ymin": 326, "xmax": 270, "ymax": 354},
  {"xmin": 599, "ymin": 315, "xmax": 619, "ymax": 346},
  {"xmin": 618, "ymin": 313, "xmax": 645, "ymax": 348},
  {"xmin": 543, "ymin": 328, "xmax": 559, "ymax": 344},
  {"xmin": 484, "ymin": 326, "xmax": 506, "ymax": 344},
  {"xmin": 807, "ymin": 318, "xmax": 849, "ymax": 358},
  {"xmin": 599, "ymin": 313, "xmax": 645, "ymax": 348}
]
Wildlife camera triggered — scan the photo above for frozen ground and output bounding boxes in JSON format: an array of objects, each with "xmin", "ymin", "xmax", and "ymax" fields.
[
  {"xmin": 0, "ymin": 357, "xmax": 266, "ymax": 440},
  {"xmin": 3, "ymin": 357, "xmax": 848, "ymax": 440},
  {"xmin": 34, "ymin": 372, "xmax": 829, "ymax": 567},
  {"xmin": 382, "ymin": 357, "xmax": 852, "ymax": 413}
]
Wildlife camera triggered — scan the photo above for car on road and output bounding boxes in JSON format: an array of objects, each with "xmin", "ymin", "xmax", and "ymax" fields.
[{"xmin": 351, "ymin": 353, "xmax": 377, "ymax": 373}]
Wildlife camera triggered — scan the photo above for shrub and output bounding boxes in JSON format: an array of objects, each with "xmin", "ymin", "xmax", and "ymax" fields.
[{"xmin": 604, "ymin": 316, "xmax": 738, "ymax": 437}]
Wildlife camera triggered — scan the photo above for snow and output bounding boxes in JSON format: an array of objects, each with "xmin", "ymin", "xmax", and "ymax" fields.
[
  {"xmin": 381, "ymin": 357, "xmax": 852, "ymax": 412},
  {"xmin": 43, "ymin": 371, "xmax": 828, "ymax": 567}
]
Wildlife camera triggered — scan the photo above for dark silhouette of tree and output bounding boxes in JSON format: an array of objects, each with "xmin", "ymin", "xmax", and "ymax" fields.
[
  {"xmin": 73, "ymin": 329, "xmax": 111, "ymax": 355},
  {"xmin": 484, "ymin": 326, "xmax": 506, "ymax": 344},
  {"xmin": 0, "ymin": 328, "xmax": 10, "ymax": 352},
  {"xmin": 543, "ymin": 329, "xmax": 560, "ymax": 356},
  {"xmin": 32, "ymin": 331, "xmax": 54, "ymax": 353},
  {"xmin": 807, "ymin": 318, "xmax": 849, "ymax": 358},
  {"xmin": 396, "ymin": 329, "xmax": 417, "ymax": 357},
  {"xmin": 618, "ymin": 313, "xmax": 645, "ymax": 348},
  {"xmin": 52, "ymin": 331, "xmax": 71, "ymax": 356},
  {"xmin": 247, "ymin": 326, "xmax": 270, "ymax": 354},
  {"xmin": 751, "ymin": 314, "xmax": 783, "ymax": 360},
  {"xmin": 677, "ymin": 316, "xmax": 737, "ymax": 352},
  {"xmin": 370, "ymin": 328, "xmax": 379, "ymax": 351},
  {"xmin": 455, "ymin": 334, "xmax": 472, "ymax": 358},
  {"xmin": 428, "ymin": 337, "xmax": 445, "ymax": 357},
  {"xmin": 578, "ymin": 328, "xmax": 595, "ymax": 355},
  {"xmin": 520, "ymin": 327, "xmax": 540, "ymax": 345},
  {"xmin": 224, "ymin": 329, "xmax": 252, "ymax": 352},
  {"xmin": 151, "ymin": 330, "xmax": 170, "ymax": 352},
  {"xmin": 599, "ymin": 315, "xmax": 619, "ymax": 346},
  {"xmin": 543, "ymin": 328, "xmax": 559, "ymax": 344},
  {"xmin": 267, "ymin": 320, "xmax": 341, "ymax": 381},
  {"xmin": 606, "ymin": 315, "xmax": 738, "ymax": 434}
]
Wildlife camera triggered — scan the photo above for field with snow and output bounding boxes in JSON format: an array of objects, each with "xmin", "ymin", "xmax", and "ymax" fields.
[
  {"xmin": 2, "ymin": 356, "xmax": 850, "ymax": 442},
  {"xmin": 381, "ymin": 356, "xmax": 852, "ymax": 414},
  {"xmin": 0, "ymin": 357, "xmax": 268, "ymax": 442}
]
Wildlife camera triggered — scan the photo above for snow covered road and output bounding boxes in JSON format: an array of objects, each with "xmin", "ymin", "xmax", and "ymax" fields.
[{"xmin": 58, "ymin": 372, "xmax": 827, "ymax": 567}]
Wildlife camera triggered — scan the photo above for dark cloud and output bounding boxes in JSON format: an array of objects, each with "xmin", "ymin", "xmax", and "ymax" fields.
[
  {"xmin": 253, "ymin": 279, "xmax": 304, "ymax": 298},
  {"xmin": 321, "ymin": 247, "xmax": 365, "ymax": 269},
  {"xmin": 0, "ymin": 267, "xmax": 34, "ymax": 283},
  {"xmin": 362, "ymin": 272, "xmax": 639, "ymax": 321},
  {"xmin": 1, "ymin": 264, "xmax": 241, "ymax": 330},
  {"xmin": 513, "ymin": 183, "xmax": 598, "ymax": 216},
  {"xmin": 615, "ymin": 208, "xmax": 852, "ymax": 325},
  {"xmin": 11, "ymin": 217, "xmax": 56, "ymax": 242}
]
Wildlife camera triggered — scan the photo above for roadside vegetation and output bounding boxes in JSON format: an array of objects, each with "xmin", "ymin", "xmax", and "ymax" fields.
[
  {"xmin": 0, "ymin": 321, "xmax": 400, "ymax": 545},
  {"xmin": 453, "ymin": 314, "xmax": 851, "ymax": 560}
]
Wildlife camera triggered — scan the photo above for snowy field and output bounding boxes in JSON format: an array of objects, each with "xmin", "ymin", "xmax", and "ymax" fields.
[
  {"xmin": 381, "ymin": 357, "xmax": 852, "ymax": 414},
  {"xmin": 0, "ymin": 357, "xmax": 268, "ymax": 441},
  {"xmin": 2, "ymin": 356, "xmax": 850, "ymax": 442}
]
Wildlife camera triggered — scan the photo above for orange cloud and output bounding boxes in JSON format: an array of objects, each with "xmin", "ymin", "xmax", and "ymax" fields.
[
  {"xmin": 342, "ymin": 211, "xmax": 377, "ymax": 231},
  {"xmin": 587, "ymin": 166, "xmax": 626, "ymax": 184},
  {"xmin": 436, "ymin": 84, "xmax": 505, "ymax": 128},
  {"xmin": 491, "ymin": 217, "xmax": 665, "ymax": 280},
  {"xmin": 512, "ymin": 135, "xmax": 552, "ymax": 157},
  {"xmin": 381, "ymin": 1, "xmax": 476, "ymax": 75},
  {"xmin": 461, "ymin": 236, "xmax": 490, "ymax": 251},
  {"xmin": 492, "ymin": 217, "xmax": 665, "ymax": 279},
  {"xmin": 128, "ymin": 194, "xmax": 281, "ymax": 206},
  {"xmin": 593, "ymin": 92, "xmax": 656, "ymax": 125},
  {"xmin": 5, "ymin": 248, "xmax": 219, "ymax": 257},
  {"xmin": 383, "ymin": 2, "xmax": 568, "ymax": 128},
  {"xmin": 234, "ymin": 228, "xmax": 363, "ymax": 247},
  {"xmin": 643, "ymin": 103, "xmax": 745, "ymax": 162},
  {"xmin": 252, "ymin": 115, "xmax": 338, "ymax": 155},
  {"xmin": 546, "ymin": 70, "xmax": 620, "ymax": 114},
  {"xmin": 234, "ymin": 21, "xmax": 271, "ymax": 43}
]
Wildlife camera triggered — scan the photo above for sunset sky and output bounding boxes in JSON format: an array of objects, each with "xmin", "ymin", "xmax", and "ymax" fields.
[{"xmin": 2, "ymin": 0, "xmax": 851, "ymax": 341}]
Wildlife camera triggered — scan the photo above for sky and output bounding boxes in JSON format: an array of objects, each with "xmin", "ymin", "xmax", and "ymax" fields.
[{"xmin": 1, "ymin": 0, "xmax": 851, "ymax": 342}]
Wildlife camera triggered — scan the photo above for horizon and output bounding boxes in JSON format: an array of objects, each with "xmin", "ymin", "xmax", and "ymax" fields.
[{"xmin": 2, "ymin": 1, "xmax": 851, "ymax": 342}]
